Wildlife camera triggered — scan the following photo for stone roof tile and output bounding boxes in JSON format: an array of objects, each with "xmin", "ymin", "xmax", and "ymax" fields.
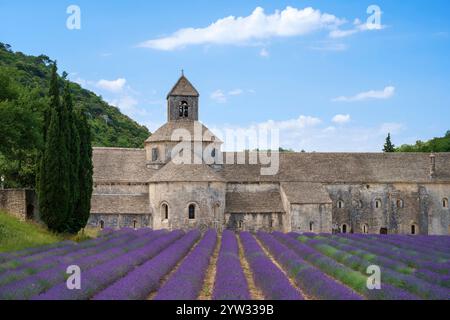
[{"xmin": 226, "ymin": 191, "xmax": 285, "ymax": 213}]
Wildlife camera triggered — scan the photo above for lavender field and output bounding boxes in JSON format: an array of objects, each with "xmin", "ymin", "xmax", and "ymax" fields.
[{"xmin": 0, "ymin": 228, "xmax": 448, "ymax": 300}]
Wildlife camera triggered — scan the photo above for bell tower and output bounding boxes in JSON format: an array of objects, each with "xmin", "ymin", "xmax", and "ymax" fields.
[{"xmin": 167, "ymin": 71, "xmax": 199, "ymax": 122}]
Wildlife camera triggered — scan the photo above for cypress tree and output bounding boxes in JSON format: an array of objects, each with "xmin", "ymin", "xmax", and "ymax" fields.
[
  {"xmin": 73, "ymin": 108, "xmax": 93, "ymax": 232},
  {"xmin": 62, "ymin": 83, "xmax": 80, "ymax": 233},
  {"xmin": 44, "ymin": 63, "xmax": 60, "ymax": 141},
  {"xmin": 38, "ymin": 108, "xmax": 71, "ymax": 232},
  {"xmin": 383, "ymin": 133, "xmax": 395, "ymax": 152},
  {"xmin": 37, "ymin": 63, "xmax": 71, "ymax": 232}
]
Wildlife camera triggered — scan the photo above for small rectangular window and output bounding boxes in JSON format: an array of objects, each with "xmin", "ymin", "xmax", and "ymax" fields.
[{"xmin": 152, "ymin": 148, "xmax": 159, "ymax": 161}]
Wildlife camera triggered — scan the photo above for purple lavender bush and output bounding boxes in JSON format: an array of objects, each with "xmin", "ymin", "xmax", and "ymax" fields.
[
  {"xmin": 153, "ymin": 230, "xmax": 217, "ymax": 300},
  {"xmin": 34, "ymin": 230, "xmax": 184, "ymax": 300},
  {"xmin": 257, "ymin": 232, "xmax": 363, "ymax": 300},
  {"xmin": 273, "ymin": 232, "xmax": 419, "ymax": 300},
  {"xmin": 212, "ymin": 230, "xmax": 250, "ymax": 300},
  {"xmin": 93, "ymin": 230, "xmax": 200, "ymax": 300},
  {"xmin": 240, "ymin": 232, "xmax": 303, "ymax": 300}
]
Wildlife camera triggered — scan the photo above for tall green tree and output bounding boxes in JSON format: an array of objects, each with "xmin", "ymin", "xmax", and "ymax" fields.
[
  {"xmin": 62, "ymin": 83, "xmax": 81, "ymax": 233},
  {"xmin": 73, "ymin": 109, "xmax": 93, "ymax": 232},
  {"xmin": 37, "ymin": 63, "xmax": 71, "ymax": 232},
  {"xmin": 383, "ymin": 133, "xmax": 395, "ymax": 152},
  {"xmin": 38, "ymin": 108, "xmax": 71, "ymax": 232}
]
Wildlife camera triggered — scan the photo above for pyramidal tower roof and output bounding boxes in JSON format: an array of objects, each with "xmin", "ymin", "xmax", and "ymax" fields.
[{"xmin": 167, "ymin": 72, "xmax": 199, "ymax": 98}]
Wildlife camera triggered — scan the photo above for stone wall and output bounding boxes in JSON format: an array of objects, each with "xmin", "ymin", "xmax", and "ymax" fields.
[
  {"xmin": 0, "ymin": 189, "xmax": 37, "ymax": 221},
  {"xmin": 87, "ymin": 213, "xmax": 152, "ymax": 229},
  {"xmin": 93, "ymin": 183, "xmax": 148, "ymax": 195},
  {"xmin": 324, "ymin": 183, "xmax": 450, "ymax": 235},
  {"xmin": 224, "ymin": 212, "xmax": 284, "ymax": 232},
  {"xmin": 290, "ymin": 203, "xmax": 332, "ymax": 233},
  {"xmin": 149, "ymin": 181, "xmax": 226, "ymax": 231}
]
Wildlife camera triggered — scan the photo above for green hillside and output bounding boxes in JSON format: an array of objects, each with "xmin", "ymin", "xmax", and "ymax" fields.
[
  {"xmin": 0, "ymin": 43, "xmax": 150, "ymax": 188},
  {"xmin": 0, "ymin": 43, "xmax": 150, "ymax": 148}
]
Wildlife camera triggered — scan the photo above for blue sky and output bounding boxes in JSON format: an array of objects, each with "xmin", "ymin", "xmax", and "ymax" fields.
[{"xmin": 1, "ymin": 0, "xmax": 449, "ymax": 151}]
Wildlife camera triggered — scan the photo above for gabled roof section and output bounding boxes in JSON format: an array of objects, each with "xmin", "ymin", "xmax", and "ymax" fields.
[
  {"xmin": 145, "ymin": 120, "xmax": 222, "ymax": 143},
  {"xmin": 167, "ymin": 75, "xmax": 199, "ymax": 98}
]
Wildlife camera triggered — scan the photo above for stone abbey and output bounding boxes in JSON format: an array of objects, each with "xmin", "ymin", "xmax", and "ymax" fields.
[{"xmin": 86, "ymin": 75, "xmax": 450, "ymax": 235}]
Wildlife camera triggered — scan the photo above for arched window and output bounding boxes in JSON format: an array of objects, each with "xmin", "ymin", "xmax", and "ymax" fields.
[
  {"xmin": 337, "ymin": 200, "xmax": 344, "ymax": 209},
  {"xmin": 162, "ymin": 203, "xmax": 169, "ymax": 220},
  {"xmin": 188, "ymin": 204, "xmax": 196, "ymax": 219},
  {"xmin": 180, "ymin": 101, "xmax": 188, "ymax": 118},
  {"xmin": 133, "ymin": 219, "xmax": 137, "ymax": 229},
  {"xmin": 99, "ymin": 220, "xmax": 104, "ymax": 229},
  {"xmin": 309, "ymin": 221, "xmax": 314, "ymax": 232},
  {"xmin": 375, "ymin": 199, "xmax": 382, "ymax": 209},
  {"xmin": 380, "ymin": 227, "xmax": 388, "ymax": 235},
  {"xmin": 396, "ymin": 199, "xmax": 404, "ymax": 209},
  {"xmin": 443, "ymin": 198, "xmax": 449, "ymax": 208},
  {"xmin": 411, "ymin": 224, "xmax": 417, "ymax": 235},
  {"xmin": 211, "ymin": 148, "xmax": 216, "ymax": 158},
  {"xmin": 362, "ymin": 224, "xmax": 369, "ymax": 234},
  {"xmin": 342, "ymin": 224, "xmax": 348, "ymax": 234}
]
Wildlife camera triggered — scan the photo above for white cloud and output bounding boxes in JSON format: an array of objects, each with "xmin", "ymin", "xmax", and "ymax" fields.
[
  {"xmin": 211, "ymin": 88, "xmax": 247, "ymax": 103},
  {"xmin": 109, "ymin": 95, "xmax": 138, "ymax": 111},
  {"xmin": 211, "ymin": 116, "xmax": 405, "ymax": 152},
  {"xmin": 228, "ymin": 89, "xmax": 244, "ymax": 96},
  {"xmin": 138, "ymin": 6, "xmax": 345, "ymax": 50},
  {"xmin": 210, "ymin": 90, "xmax": 227, "ymax": 103},
  {"xmin": 329, "ymin": 17, "xmax": 385, "ymax": 39},
  {"xmin": 332, "ymin": 86, "xmax": 395, "ymax": 102},
  {"xmin": 259, "ymin": 48, "xmax": 270, "ymax": 57},
  {"xmin": 332, "ymin": 114, "xmax": 351, "ymax": 124},
  {"xmin": 96, "ymin": 78, "xmax": 127, "ymax": 92}
]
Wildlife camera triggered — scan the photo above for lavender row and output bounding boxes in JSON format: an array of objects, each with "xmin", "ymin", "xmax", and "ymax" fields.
[
  {"xmin": 34, "ymin": 230, "xmax": 184, "ymax": 300},
  {"xmin": 257, "ymin": 232, "xmax": 363, "ymax": 300},
  {"xmin": 0, "ymin": 230, "xmax": 144, "ymax": 286},
  {"xmin": 94, "ymin": 230, "xmax": 200, "ymax": 300},
  {"xmin": 154, "ymin": 230, "xmax": 217, "ymax": 300},
  {"xmin": 0, "ymin": 227, "xmax": 137, "ymax": 273},
  {"xmin": 212, "ymin": 230, "xmax": 250, "ymax": 300},
  {"xmin": 240, "ymin": 232, "xmax": 303, "ymax": 300},
  {"xmin": 328, "ymin": 234, "xmax": 449, "ymax": 276},
  {"xmin": 343, "ymin": 233, "xmax": 450, "ymax": 261},
  {"xmin": 276, "ymin": 232, "xmax": 419, "ymax": 300},
  {"xmin": 0, "ymin": 230, "xmax": 166, "ymax": 299},
  {"xmin": 320, "ymin": 234, "xmax": 450, "ymax": 286},
  {"xmin": 0, "ymin": 240, "xmax": 76, "ymax": 264},
  {"xmin": 298, "ymin": 235, "xmax": 449, "ymax": 299}
]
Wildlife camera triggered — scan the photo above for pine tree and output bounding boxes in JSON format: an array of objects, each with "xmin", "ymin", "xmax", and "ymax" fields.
[
  {"xmin": 383, "ymin": 133, "xmax": 395, "ymax": 152},
  {"xmin": 73, "ymin": 108, "xmax": 93, "ymax": 232},
  {"xmin": 37, "ymin": 63, "xmax": 71, "ymax": 232}
]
